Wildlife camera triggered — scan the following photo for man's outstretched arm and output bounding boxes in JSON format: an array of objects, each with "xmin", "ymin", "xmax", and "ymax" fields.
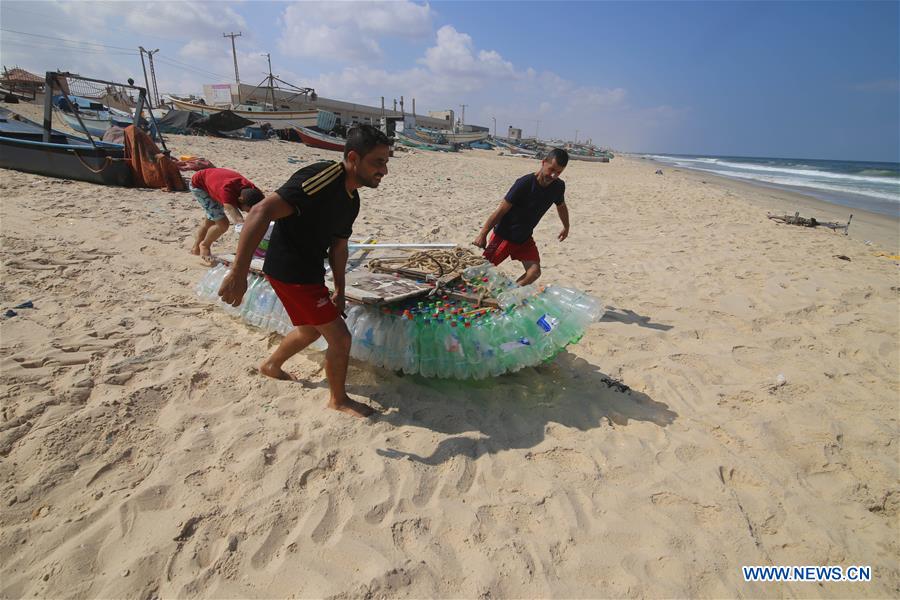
[
  {"xmin": 473, "ymin": 199, "xmax": 514, "ymax": 248},
  {"xmin": 556, "ymin": 202, "xmax": 569, "ymax": 241},
  {"xmin": 328, "ymin": 237, "xmax": 349, "ymax": 315},
  {"xmin": 219, "ymin": 193, "xmax": 293, "ymax": 306}
]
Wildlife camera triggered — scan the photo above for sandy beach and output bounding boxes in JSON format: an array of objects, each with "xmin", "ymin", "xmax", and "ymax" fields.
[{"xmin": 1, "ymin": 107, "xmax": 898, "ymax": 598}]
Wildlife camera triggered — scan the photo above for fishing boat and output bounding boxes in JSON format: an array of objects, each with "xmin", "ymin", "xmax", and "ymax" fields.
[
  {"xmin": 295, "ymin": 126, "xmax": 345, "ymax": 151},
  {"xmin": 395, "ymin": 129, "xmax": 457, "ymax": 152},
  {"xmin": 492, "ymin": 137, "xmax": 538, "ymax": 156},
  {"xmin": 0, "ymin": 107, "xmax": 132, "ymax": 186},
  {"xmin": 53, "ymin": 95, "xmax": 133, "ymax": 137},
  {"xmin": 168, "ymin": 97, "xmax": 318, "ymax": 129},
  {"xmin": 467, "ymin": 139, "xmax": 495, "ymax": 150},
  {"xmin": 568, "ymin": 154, "xmax": 610, "ymax": 163},
  {"xmin": 416, "ymin": 127, "xmax": 489, "ymax": 144}
]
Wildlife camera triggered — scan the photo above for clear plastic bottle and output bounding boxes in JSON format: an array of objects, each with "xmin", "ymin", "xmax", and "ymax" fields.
[
  {"xmin": 479, "ymin": 313, "xmax": 507, "ymax": 377},
  {"xmin": 512, "ymin": 298, "xmax": 556, "ymax": 360},
  {"xmin": 399, "ymin": 314, "xmax": 418, "ymax": 375},
  {"xmin": 418, "ymin": 317, "xmax": 437, "ymax": 378},
  {"xmin": 268, "ymin": 299, "xmax": 293, "ymax": 335},
  {"xmin": 221, "ymin": 272, "xmax": 252, "ymax": 316},
  {"xmin": 441, "ymin": 320, "xmax": 465, "ymax": 379},
  {"xmin": 242, "ymin": 277, "xmax": 269, "ymax": 327},
  {"xmin": 494, "ymin": 309, "xmax": 538, "ymax": 373},
  {"xmin": 349, "ymin": 306, "xmax": 375, "ymax": 363},
  {"xmin": 496, "ymin": 283, "xmax": 540, "ymax": 309},
  {"xmin": 196, "ymin": 263, "xmax": 228, "ymax": 300},
  {"xmin": 452, "ymin": 319, "xmax": 474, "ymax": 379},
  {"xmin": 238, "ymin": 275, "xmax": 264, "ymax": 320},
  {"xmin": 544, "ymin": 285, "xmax": 604, "ymax": 323}
]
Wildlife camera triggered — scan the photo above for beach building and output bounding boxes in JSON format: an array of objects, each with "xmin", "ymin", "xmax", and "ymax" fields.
[
  {"xmin": 428, "ymin": 109, "xmax": 455, "ymax": 126},
  {"xmin": 508, "ymin": 126, "xmax": 523, "ymax": 140}
]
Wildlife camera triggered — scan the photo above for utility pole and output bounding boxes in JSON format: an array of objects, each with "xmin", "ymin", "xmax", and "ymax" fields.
[
  {"xmin": 138, "ymin": 47, "xmax": 151, "ymax": 106},
  {"xmin": 224, "ymin": 32, "xmax": 242, "ymax": 102},
  {"xmin": 261, "ymin": 52, "xmax": 275, "ymax": 110},
  {"xmin": 459, "ymin": 103, "xmax": 467, "ymax": 129},
  {"xmin": 400, "ymin": 96, "xmax": 404, "ymax": 116},
  {"xmin": 138, "ymin": 47, "xmax": 159, "ymax": 108},
  {"xmin": 491, "ymin": 116, "xmax": 496, "ymax": 138},
  {"xmin": 575, "ymin": 129, "xmax": 578, "ymax": 144},
  {"xmin": 146, "ymin": 48, "xmax": 159, "ymax": 107},
  {"xmin": 535, "ymin": 119, "xmax": 541, "ymax": 140}
]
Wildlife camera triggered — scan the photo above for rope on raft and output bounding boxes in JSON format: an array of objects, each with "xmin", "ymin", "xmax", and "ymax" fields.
[{"xmin": 367, "ymin": 247, "xmax": 487, "ymax": 279}]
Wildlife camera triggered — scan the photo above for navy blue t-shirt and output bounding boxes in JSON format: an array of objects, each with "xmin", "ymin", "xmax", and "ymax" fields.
[{"xmin": 494, "ymin": 173, "xmax": 565, "ymax": 244}]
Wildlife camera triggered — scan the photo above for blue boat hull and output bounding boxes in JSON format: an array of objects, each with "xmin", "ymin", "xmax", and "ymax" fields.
[{"xmin": 0, "ymin": 135, "xmax": 133, "ymax": 186}]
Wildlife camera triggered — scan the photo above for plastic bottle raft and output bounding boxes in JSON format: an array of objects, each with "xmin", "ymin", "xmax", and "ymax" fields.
[{"xmin": 196, "ymin": 262, "xmax": 604, "ymax": 379}]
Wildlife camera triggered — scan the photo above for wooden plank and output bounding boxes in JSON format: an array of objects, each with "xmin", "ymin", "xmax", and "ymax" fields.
[{"xmin": 337, "ymin": 271, "xmax": 433, "ymax": 304}]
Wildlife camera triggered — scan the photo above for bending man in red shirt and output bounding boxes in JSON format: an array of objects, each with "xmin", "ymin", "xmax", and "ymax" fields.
[
  {"xmin": 190, "ymin": 168, "xmax": 264, "ymax": 263},
  {"xmin": 473, "ymin": 148, "xmax": 570, "ymax": 285}
]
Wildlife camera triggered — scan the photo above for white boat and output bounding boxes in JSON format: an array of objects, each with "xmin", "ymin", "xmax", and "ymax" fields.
[
  {"xmin": 416, "ymin": 127, "xmax": 489, "ymax": 144},
  {"xmin": 53, "ymin": 96, "xmax": 133, "ymax": 137},
  {"xmin": 168, "ymin": 97, "xmax": 318, "ymax": 129}
]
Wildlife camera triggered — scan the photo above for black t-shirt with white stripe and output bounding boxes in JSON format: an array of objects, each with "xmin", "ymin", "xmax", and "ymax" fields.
[{"xmin": 263, "ymin": 161, "xmax": 360, "ymax": 284}]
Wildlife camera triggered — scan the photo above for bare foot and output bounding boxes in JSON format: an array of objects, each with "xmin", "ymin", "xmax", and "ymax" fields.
[
  {"xmin": 259, "ymin": 361, "xmax": 297, "ymax": 381},
  {"xmin": 199, "ymin": 243, "xmax": 215, "ymax": 265},
  {"xmin": 327, "ymin": 396, "xmax": 376, "ymax": 418},
  {"xmin": 190, "ymin": 245, "xmax": 201, "ymax": 256}
]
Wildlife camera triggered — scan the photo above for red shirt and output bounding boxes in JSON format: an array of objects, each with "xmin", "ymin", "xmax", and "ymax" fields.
[{"xmin": 191, "ymin": 168, "xmax": 258, "ymax": 207}]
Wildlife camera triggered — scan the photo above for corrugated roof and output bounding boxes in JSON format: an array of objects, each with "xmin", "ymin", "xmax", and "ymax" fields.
[{"xmin": 2, "ymin": 67, "xmax": 44, "ymax": 84}]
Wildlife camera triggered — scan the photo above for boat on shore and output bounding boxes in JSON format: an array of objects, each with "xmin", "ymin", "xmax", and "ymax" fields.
[
  {"xmin": 53, "ymin": 95, "xmax": 133, "ymax": 137},
  {"xmin": 295, "ymin": 126, "xmax": 345, "ymax": 151},
  {"xmin": 568, "ymin": 153, "xmax": 610, "ymax": 163},
  {"xmin": 0, "ymin": 107, "xmax": 132, "ymax": 186},
  {"xmin": 416, "ymin": 127, "xmax": 489, "ymax": 144},
  {"xmin": 395, "ymin": 130, "xmax": 457, "ymax": 152},
  {"xmin": 167, "ymin": 97, "xmax": 318, "ymax": 129},
  {"xmin": 492, "ymin": 137, "xmax": 538, "ymax": 156}
]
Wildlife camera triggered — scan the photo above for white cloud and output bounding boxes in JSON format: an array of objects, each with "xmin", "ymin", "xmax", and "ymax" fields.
[
  {"xmin": 278, "ymin": 1, "xmax": 433, "ymax": 62},
  {"xmin": 419, "ymin": 26, "xmax": 516, "ymax": 81},
  {"xmin": 129, "ymin": 2, "xmax": 244, "ymax": 39},
  {"xmin": 304, "ymin": 24, "xmax": 690, "ymax": 150}
]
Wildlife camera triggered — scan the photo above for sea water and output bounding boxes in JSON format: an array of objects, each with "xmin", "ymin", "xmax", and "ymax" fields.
[{"xmin": 644, "ymin": 154, "xmax": 900, "ymax": 217}]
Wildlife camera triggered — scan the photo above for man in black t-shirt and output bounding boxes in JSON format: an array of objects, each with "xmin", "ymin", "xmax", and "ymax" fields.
[
  {"xmin": 473, "ymin": 148, "xmax": 570, "ymax": 285},
  {"xmin": 219, "ymin": 125, "xmax": 392, "ymax": 419}
]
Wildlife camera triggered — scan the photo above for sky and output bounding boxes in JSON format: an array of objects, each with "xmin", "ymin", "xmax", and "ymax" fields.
[{"xmin": 1, "ymin": 0, "xmax": 898, "ymax": 161}]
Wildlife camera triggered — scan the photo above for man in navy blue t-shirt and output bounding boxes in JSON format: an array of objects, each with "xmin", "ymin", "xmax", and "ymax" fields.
[{"xmin": 473, "ymin": 148, "xmax": 570, "ymax": 285}]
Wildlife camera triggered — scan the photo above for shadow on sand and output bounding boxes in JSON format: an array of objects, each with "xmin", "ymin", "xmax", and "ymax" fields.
[
  {"xmin": 348, "ymin": 352, "xmax": 677, "ymax": 466},
  {"xmin": 601, "ymin": 306, "xmax": 673, "ymax": 331}
]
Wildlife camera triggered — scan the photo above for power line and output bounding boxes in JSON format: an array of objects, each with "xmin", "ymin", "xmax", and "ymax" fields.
[
  {"xmin": 0, "ymin": 28, "xmax": 136, "ymax": 51},
  {"xmin": 0, "ymin": 38, "xmax": 137, "ymax": 56},
  {"xmin": 153, "ymin": 54, "xmax": 231, "ymax": 80},
  {"xmin": 154, "ymin": 56, "xmax": 232, "ymax": 82}
]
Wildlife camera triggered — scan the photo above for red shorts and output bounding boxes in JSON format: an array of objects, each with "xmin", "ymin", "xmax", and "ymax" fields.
[
  {"xmin": 483, "ymin": 232, "xmax": 540, "ymax": 266},
  {"xmin": 266, "ymin": 276, "xmax": 339, "ymax": 326}
]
